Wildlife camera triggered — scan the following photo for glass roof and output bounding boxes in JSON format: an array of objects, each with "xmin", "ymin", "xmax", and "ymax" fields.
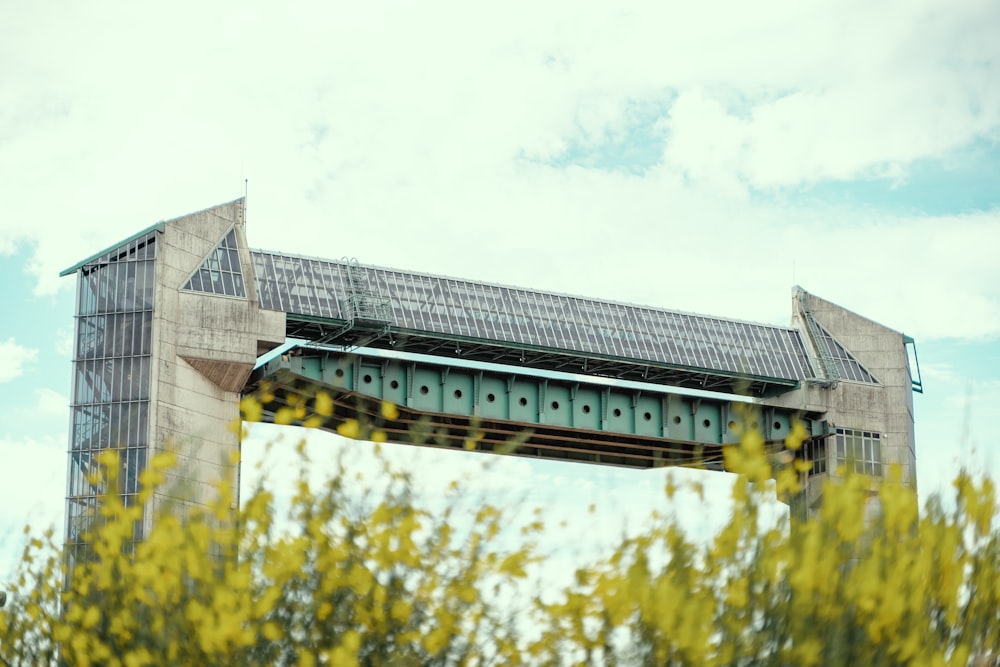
[
  {"xmin": 60, "ymin": 224, "xmax": 164, "ymax": 276},
  {"xmin": 251, "ymin": 250, "xmax": 816, "ymax": 383},
  {"xmin": 812, "ymin": 322, "xmax": 879, "ymax": 384}
]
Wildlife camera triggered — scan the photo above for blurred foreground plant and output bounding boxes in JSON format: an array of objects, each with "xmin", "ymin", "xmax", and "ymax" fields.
[{"xmin": 2, "ymin": 394, "xmax": 999, "ymax": 666}]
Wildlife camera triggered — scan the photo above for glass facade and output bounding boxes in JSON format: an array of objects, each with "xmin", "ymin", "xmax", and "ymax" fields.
[
  {"xmin": 182, "ymin": 227, "xmax": 246, "ymax": 298},
  {"xmin": 66, "ymin": 230, "xmax": 157, "ymax": 559}
]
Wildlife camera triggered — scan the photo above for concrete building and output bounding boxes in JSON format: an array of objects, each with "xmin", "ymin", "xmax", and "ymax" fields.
[
  {"xmin": 61, "ymin": 200, "xmax": 283, "ymax": 558},
  {"xmin": 777, "ymin": 288, "xmax": 919, "ymax": 517},
  {"xmin": 61, "ymin": 199, "xmax": 920, "ymax": 548}
]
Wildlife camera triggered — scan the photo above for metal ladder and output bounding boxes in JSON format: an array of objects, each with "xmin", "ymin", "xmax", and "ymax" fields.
[{"xmin": 316, "ymin": 259, "xmax": 393, "ymax": 347}]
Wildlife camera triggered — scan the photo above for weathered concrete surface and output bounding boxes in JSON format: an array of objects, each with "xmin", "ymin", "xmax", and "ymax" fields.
[
  {"xmin": 146, "ymin": 199, "xmax": 285, "ymax": 528},
  {"xmin": 90, "ymin": 199, "xmax": 918, "ymax": 528},
  {"xmin": 766, "ymin": 287, "xmax": 916, "ymax": 515}
]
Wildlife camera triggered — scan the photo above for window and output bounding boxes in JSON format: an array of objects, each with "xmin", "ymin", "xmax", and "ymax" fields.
[
  {"xmin": 68, "ymin": 231, "xmax": 156, "ymax": 551},
  {"xmin": 798, "ymin": 437, "xmax": 827, "ymax": 475},
  {"xmin": 182, "ymin": 227, "xmax": 246, "ymax": 298},
  {"xmin": 812, "ymin": 321, "xmax": 879, "ymax": 384},
  {"xmin": 833, "ymin": 428, "xmax": 882, "ymax": 476}
]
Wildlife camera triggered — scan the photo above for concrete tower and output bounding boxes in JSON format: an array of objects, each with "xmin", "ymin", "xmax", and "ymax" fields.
[
  {"xmin": 62, "ymin": 199, "xmax": 284, "ymax": 561},
  {"xmin": 774, "ymin": 287, "xmax": 918, "ymax": 518}
]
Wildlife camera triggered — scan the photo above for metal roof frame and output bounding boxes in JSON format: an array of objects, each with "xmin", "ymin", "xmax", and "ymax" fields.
[{"xmin": 59, "ymin": 222, "xmax": 165, "ymax": 276}]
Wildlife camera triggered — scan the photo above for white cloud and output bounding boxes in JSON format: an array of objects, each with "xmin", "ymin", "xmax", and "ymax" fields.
[
  {"xmin": 0, "ymin": 237, "xmax": 17, "ymax": 256},
  {"xmin": 662, "ymin": 72, "xmax": 1000, "ymax": 191},
  {"xmin": 0, "ymin": 434, "xmax": 65, "ymax": 578},
  {"xmin": 913, "ymin": 366, "xmax": 1000, "ymax": 501},
  {"xmin": 32, "ymin": 388, "xmax": 68, "ymax": 420},
  {"xmin": 14, "ymin": 2, "xmax": 996, "ymax": 336},
  {"xmin": 54, "ymin": 327, "xmax": 74, "ymax": 359},
  {"xmin": 0, "ymin": 338, "xmax": 38, "ymax": 383},
  {"xmin": 779, "ymin": 211, "xmax": 1000, "ymax": 341},
  {"xmin": 1, "ymin": 0, "xmax": 997, "ymax": 299},
  {"xmin": 239, "ymin": 422, "xmax": 746, "ymax": 594}
]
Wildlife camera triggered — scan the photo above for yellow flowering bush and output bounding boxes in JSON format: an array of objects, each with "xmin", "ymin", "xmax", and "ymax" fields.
[
  {"xmin": 2, "ymin": 393, "xmax": 999, "ymax": 666},
  {"xmin": 527, "ymin": 406, "xmax": 1000, "ymax": 666}
]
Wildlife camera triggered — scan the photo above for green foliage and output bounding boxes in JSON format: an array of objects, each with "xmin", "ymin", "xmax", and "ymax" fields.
[{"xmin": 2, "ymin": 395, "xmax": 999, "ymax": 666}]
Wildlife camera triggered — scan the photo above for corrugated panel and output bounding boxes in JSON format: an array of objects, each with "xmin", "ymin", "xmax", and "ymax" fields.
[{"xmin": 251, "ymin": 250, "xmax": 816, "ymax": 382}]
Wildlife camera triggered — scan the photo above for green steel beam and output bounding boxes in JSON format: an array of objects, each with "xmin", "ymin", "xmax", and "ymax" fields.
[{"xmin": 246, "ymin": 350, "xmax": 829, "ymax": 471}]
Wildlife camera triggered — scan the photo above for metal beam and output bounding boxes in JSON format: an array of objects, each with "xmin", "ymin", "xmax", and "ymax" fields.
[{"xmin": 246, "ymin": 349, "xmax": 828, "ymax": 472}]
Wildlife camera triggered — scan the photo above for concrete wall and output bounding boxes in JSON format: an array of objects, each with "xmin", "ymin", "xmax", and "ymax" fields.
[
  {"xmin": 766, "ymin": 287, "xmax": 916, "ymax": 516},
  {"xmin": 794, "ymin": 289, "xmax": 916, "ymax": 489},
  {"xmin": 146, "ymin": 199, "xmax": 284, "ymax": 528}
]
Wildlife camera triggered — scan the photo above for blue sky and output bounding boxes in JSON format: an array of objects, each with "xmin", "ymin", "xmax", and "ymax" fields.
[{"xmin": 1, "ymin": 0, "xmax": 999, "ymax": 578}]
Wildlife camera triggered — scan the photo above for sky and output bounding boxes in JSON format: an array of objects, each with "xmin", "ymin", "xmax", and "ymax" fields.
[{"xmin": 1, "ymin": 0, "xmax": 999, "ymax": 580}]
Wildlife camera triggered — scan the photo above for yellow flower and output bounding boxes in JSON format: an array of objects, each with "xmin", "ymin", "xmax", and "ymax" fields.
[
  {"xmin": 337, "ymin": 419, "xmax": 361, "ymax": 439},
  {"xmin": 274, "ymin": 406, "xmax": 296, "ymax": 425},
  {"xmin": 381, "ymin": 400, "xmax": 399, "ymax": 420},
  {"xmin": 315, "ymin": 391, "xmax": 334, "ymax": 416},
  {"xmin": 82, "ymin": 605, "xmax": 101, "ymax": 629},
  {"xmin": 239, "ymin": 395, "xmax": 263, "ymax": 422}
]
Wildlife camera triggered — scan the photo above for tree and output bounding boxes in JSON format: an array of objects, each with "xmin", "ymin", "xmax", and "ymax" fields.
[{"xmin": 2, "ymin": 394, "xmax": 999, "ymax": 666}]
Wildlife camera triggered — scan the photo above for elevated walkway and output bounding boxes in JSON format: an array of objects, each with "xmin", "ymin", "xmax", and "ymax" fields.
[{"xmin": 250, "ymin": 250, "xmax": 817, "ymax": 398}]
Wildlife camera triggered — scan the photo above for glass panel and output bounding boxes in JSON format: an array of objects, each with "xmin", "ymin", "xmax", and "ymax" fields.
[
  {"xmin": 68, "ymin": 235, "xmax": 155, "ymax": 551},
  {"xmin": 217, "ymin": 247, "xmax": 232, "ymax": 273},
  {"xmin": 182, "ymin": 226, "xmax": 247, "ymax": 299},
  {"xmin": 247, "ymin": 249, "xmax": 825, "ymax": 382},
  {"xmin": 815, "ymin": 323, "xmax": 878, "ymax": 384},
  {"xmin": 833, "ymin": 428, "xmax": 883, "ymax": 477},
  {"xmin": 139, "ymin": 261, "xmax": 154, "ymax": 309},
  {"xmin": 81, "ymin": 272, "xmax": 97, "ymax": 315}
]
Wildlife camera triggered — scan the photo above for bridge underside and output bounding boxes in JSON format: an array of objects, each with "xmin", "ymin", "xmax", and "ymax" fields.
[{"xmin": 245, "ymin": 349, "xmax": 828, "ymax": 471}]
